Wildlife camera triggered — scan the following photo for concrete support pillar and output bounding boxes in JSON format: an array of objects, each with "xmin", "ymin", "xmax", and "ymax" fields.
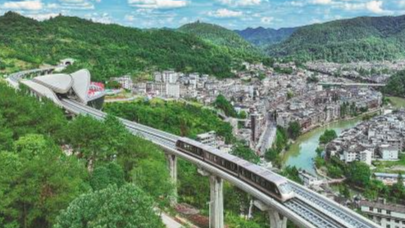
[
  {"xmin": 254, "ymin": 200, "xmax": 287, "ymax": 228},
  {"xmin": 209, "ymin": 175, "xmax": 224, "ymax": 228},
  {"xmin": 166, "ymin": 154, "xmax": 177, "ymax": 205},
  {"xmin": 268, "ymin": 209, "xmax": 287, "ymax": 228}
]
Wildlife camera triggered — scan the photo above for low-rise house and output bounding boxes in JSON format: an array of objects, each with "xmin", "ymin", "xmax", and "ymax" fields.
[
  {"xmin": 359, "ymin": 200, "xmax": 405, "ymax": 228},
  {"xmin": 374, "ymin": 173, "xmax": 405, "ymax": 186}
]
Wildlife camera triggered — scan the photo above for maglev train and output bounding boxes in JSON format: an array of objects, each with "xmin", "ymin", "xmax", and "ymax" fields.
[{"xmin": 176, "ymin": 137, "xmax": 295, "ymax": 202}]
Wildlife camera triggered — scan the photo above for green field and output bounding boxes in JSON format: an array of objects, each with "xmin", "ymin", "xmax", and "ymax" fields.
[{"xmin": 388, "ymin": 96, "xmax": 405, "ymax": 108}]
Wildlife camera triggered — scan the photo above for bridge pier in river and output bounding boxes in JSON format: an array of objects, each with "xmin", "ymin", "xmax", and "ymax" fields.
[
  {"xmin": 254, "ymin": 200, "xmax": 287, "ymax": 228},
  {"xmin": 166, "ymin": 154, "xmax": 178, "ymax": 205}
]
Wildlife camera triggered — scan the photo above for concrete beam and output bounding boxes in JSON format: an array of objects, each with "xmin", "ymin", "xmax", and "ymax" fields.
[{"xmin": 209, "ymin": 175, "xmax": 224, "ymax": 228}]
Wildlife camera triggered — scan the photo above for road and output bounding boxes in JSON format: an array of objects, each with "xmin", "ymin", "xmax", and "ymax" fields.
[
  {"xmin": 258, "ymin": 121, "xmax": 277, "ymax": 155},
  {"xmin": 161, "ymin": 213, "xmax": 183, "ymax": 228}
]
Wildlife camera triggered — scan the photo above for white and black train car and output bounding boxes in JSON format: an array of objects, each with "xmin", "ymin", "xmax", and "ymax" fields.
[{"xmin": 176, "ymin": 137, "xmax": 294, "ymax": 202}]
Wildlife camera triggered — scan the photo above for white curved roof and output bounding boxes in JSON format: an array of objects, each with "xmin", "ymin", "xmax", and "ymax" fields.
[
  {"xmin": 70, "ymin": 69, "xmax": 91, "ymax": 104},
  {"xmin": 21, "ymin": 80, "xmax": 62, "ymax": 106},
  {"xmin": 32, "ymin": 74, "xmax": 73, "ymax": 94}
]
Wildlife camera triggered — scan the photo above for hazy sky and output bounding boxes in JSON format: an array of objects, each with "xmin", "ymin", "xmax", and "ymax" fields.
[{"xmin": 0, "ymin": 0, "xmax": 404, "ymax": 29}]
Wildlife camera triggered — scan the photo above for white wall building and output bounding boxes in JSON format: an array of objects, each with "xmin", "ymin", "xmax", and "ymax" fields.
[
  {"xmin": 359, "ymin": 200, "xmax": 405, "ymax": 228},
  {"xmin": 374, "ymin": 173, "xmax": 405, "ymax": 186},
  {"xmin": 197, "ymin": 131, "xmax": 217, "ymax": 147},
  {"xmin": 360, "ymin": 150, "xmax": 373, "ymax": 166},
  {"xmin": 112, "ymin": 75, "xmax": 133, "ymax": 90},
  {"xmin": 380, "ymin": 145, "xmax": 399, "ymax": 161},
  {"xmin": 343, "ymin": 150, "xmax": 357, "ymax": 163},
  {"xmin": 166, "ymin": 83, "xmax": 180, "ymax": 98}
]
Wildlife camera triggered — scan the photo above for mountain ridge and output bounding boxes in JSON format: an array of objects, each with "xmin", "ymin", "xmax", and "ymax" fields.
[
  {"xmin": 0, "ymin": 12, "xmax": 250, "ymax": 80},
  {"xmin": 235, "ymin": 26, "xmax": 297, "ymax": 47},
  {"xmin": 267, "ymin": 14, "xmax": 405, "ymax": 62},
  {"xmin": 178, "ymin": 21, "xmax": 268, "ymax": 64}
]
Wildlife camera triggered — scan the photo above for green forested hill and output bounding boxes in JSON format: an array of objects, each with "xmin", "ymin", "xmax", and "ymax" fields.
[
  {"xmin": 267, "ymin": 15, "xmax": 405, "ymax": 62},
  {"xmin": 178, "ymin": 21, "xmax": 268, "ymax": 64},
  {"xmin": 0, "ymin": 12, "xmax": 246, "ymax": 81},
  {"xmin": 235, "ymin": 27, "xmax": 297, "ymax": 47}
]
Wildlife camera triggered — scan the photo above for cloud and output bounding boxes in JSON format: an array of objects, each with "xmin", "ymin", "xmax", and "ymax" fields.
[
  {"xmin": 217, "ymin": 0, "xmax": 261, "ymax": 6},
  {"xmin": 56, "ymin": 0, "xmax": 97, "ymax": 10},
  {"xmin": 85, "ymin": 12, "xmax": 113, "ymax": 24},
  {"xmin": 341, "ymin": 0, "xmax": 389, "ymax": 14},
  {"xmin": 1, "ymin": 0, "xmax": 43, "ymax": 11},
  {"xmin": 128, "ymin": 0, "xmax": 188, "ymax": 9},
  {"xmin": 311, "ymin": 0, "xmax": 333, "ymax": 5},
  {"xmin": 288, "ymin": 1, "xmax": 306, "ymax": 7},
  {"xmin": 125, "ymin": 14, "xmax": 135, "ymax": 21},
  {"xmin": 365, "ymin": 1, "xmax": 384, "ymax": 14},
  {"xmin": 261, "ymin": 16, "xmax": 273, "ymax": 24},
  {"xmin": 208, "ymin": 8, "xmax": 243, "ymax": 18}
]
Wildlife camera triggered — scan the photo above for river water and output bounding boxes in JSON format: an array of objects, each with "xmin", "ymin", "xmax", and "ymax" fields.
[
  {"xmin": 281, "ymin": 118, "xmax": 362, "ymax": 175},
  {"xmin": 281, "ymin": 97, "xmax": 405, "ymax": 175}
]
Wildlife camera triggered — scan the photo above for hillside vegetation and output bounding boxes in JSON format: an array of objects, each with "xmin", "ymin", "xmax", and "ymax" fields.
[
  {"xmin": 104, "ymin": 99, "xmax": 234, "ymax": 143},
  {"xmin": 0, "ymin": 83, "xmax": 172, "ymax": 228},
  {"xmin": 235, "ymin": 27, "xmax": 296, "ymax": 47},
  {"xmin": 0, "ymin": 12, "xmax": 246, "ymax": 81},
  {"xmin": 178, "ymin": 21, "xmax": 270, "ymax": 64},
  {"xmin": 268, "ymin": 15, "xmax": 405, "ymax": 62},
  {"xmin": 384, "ymin": 70, "xmax": 405, "ymax": 98}
]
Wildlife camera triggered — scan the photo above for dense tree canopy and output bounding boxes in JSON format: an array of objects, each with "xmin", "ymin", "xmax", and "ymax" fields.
[
  {"xmin": 287, "ymin": 121, "xmax": 301, "ymax": 140},
  {"xmin": 319, "ymin": 129, "xmax": 338, "ymax": 144},
  {"xmin": 54, "ymin": 184, "xmax": 165, "ymax": 228},
  {"xmin": 384, "ymin": 70, "xmax": 405, "ymax": 98},
  {"xmin": 0, "ymin": 83, "xmax": 173, "ymax": 228},
  {"xmin": 213, "ymin": 94, "xmax": 238, "ymax": 118},
  {"xmin": 105, "ymin": 99, "xmax": 234, "ymax": 142},
  {"xmin": 179, "ymin": 21, "xmax": 268, "ymax": 64},
  {"xmin": 231, "ymin": 144, "xmax": 260, "ymax": 164},
  {"xmin": 0, "ymin": 12, "xmax": 256, "ymax": 80},
  {"xmin": 346, "ymin": 161, "xmax": 371, "ymax": 187},
  {"xmin": 0, "ymin": 135, "xmax": 88, "ymax": 228},
  {"xmin": 267, "ymin": 14, "xmax": 405, "ymax": 62}
]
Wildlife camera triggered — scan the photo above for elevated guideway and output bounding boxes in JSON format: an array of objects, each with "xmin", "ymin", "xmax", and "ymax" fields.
[
  {"xmin": 8, "ymin": 68, "xmax": 381, "ymax": 228},
  {"xmin": 61, "ymin": 99, "xmax": 380, "ymax": 228},
  {"xmin": 318, "ymin": 82, "xmax": 386, "ymax": 87}
]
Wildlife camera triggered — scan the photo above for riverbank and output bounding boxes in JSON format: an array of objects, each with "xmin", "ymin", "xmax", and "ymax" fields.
[
  {"xmin": 282, "ymin": 118, "xmax": 363, "ymax": 175},
  {"xmin": 300, "ymin": 107, "xmax": 382, "ymax": 135}
]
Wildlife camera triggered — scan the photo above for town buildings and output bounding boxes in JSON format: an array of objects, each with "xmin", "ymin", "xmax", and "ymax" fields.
[
  {"xmin": 115, "ymin": 63, "xmax": 384, "ymax": 152},
  {"xmin": 327, "ymin": 110, "xmax": 405, "ymax": 165},
  {"xmin": 359, "ymin": 200, "xmax": 405, "ymax": 228}
]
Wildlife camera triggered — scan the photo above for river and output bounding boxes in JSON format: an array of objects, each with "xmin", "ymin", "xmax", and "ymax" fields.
[{"xmin": 281, "ymin": 118, "xmax": 362, "ymax": 175}]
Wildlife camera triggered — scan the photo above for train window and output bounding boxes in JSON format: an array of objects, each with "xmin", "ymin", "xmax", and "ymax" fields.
[{"xmin": 279, "ymin": 183, "xmax": 292, "ymax": 194}]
